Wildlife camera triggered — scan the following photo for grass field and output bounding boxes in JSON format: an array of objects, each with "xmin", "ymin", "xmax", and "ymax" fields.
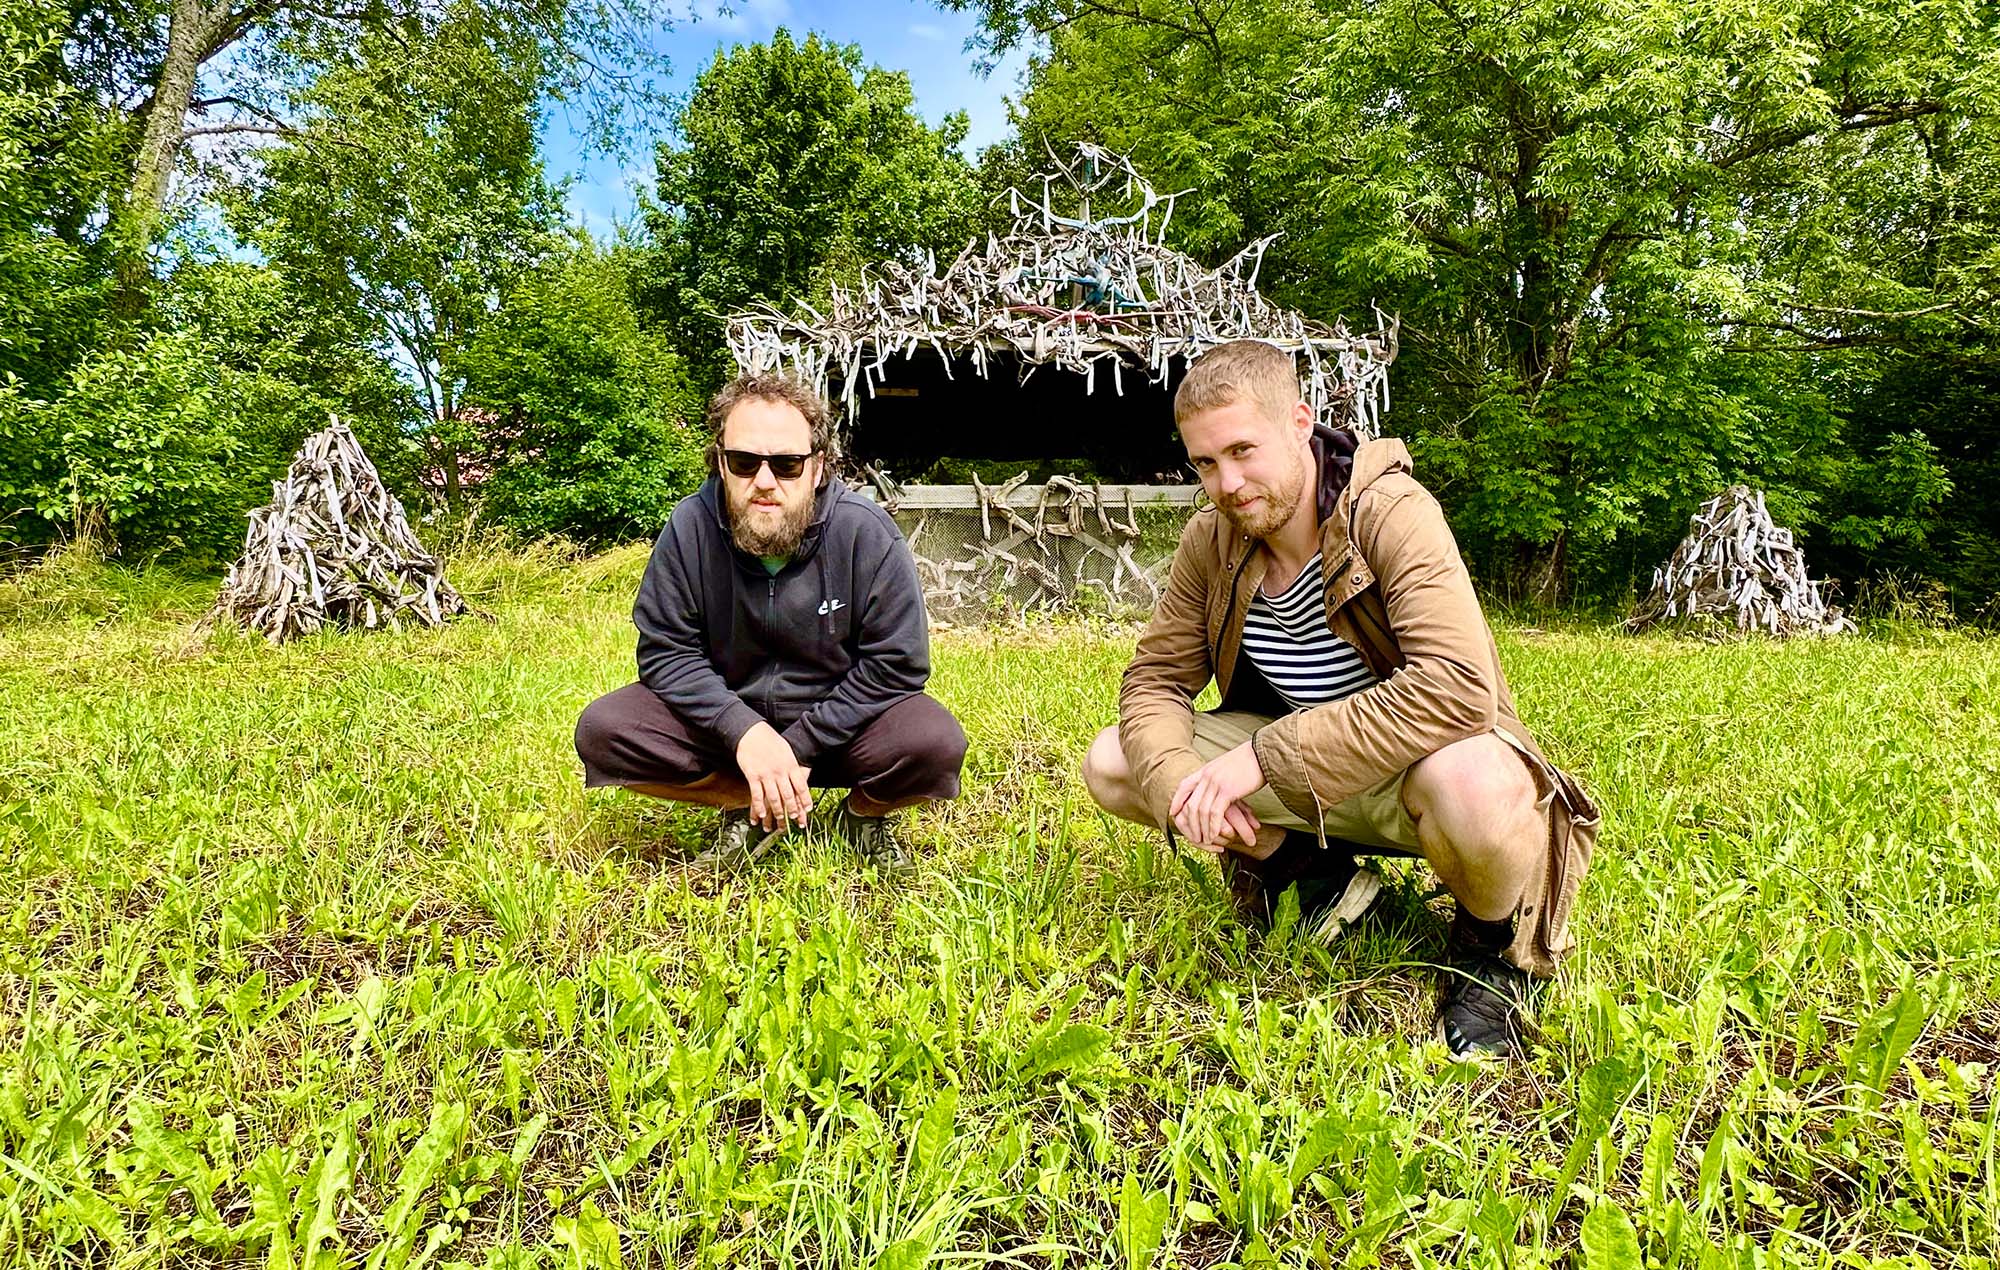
[{"xmin": 3, "ymin": 545, "xmax": 1997, "ymax": 1269}]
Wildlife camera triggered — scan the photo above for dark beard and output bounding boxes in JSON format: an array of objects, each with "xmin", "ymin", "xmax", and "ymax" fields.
[{"xmin": 728, "ymin": 487, "xmax": 816, "ymax": 557}]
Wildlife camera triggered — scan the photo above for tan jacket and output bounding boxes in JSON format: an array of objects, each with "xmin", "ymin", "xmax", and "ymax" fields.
[{"xmin": 1117, "ymin": 434, "xmax": 1598, "ymax": 975}]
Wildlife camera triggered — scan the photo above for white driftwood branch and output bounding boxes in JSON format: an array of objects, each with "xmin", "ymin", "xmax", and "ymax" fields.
[
  {"xmin": 724, "ymin": 144, "xmax": 1399, "ymax": 442},
  {"xmin": 1628, "ymin": 485, "xmax": 1855, "ymax": 637},
  {"xmin": 204, "ymin": 419, "xmax": 475, "ymax": 644}
]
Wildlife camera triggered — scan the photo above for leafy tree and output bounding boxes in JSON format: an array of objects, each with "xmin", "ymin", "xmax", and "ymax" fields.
[
  {"xmin": 230, "ymin": 2, "xmax": 565, "ymax": 507},
  {"xmin": 0, "ymin": 0, "xmax": 120, "ymax": 399},
  {"xmin": 1820, "ymin": 352, "xmax": 1999, "ymax": 615},
  {"xmin": 161, "ymin": 259, "xmax": 425, "ymax": 492},
  {"xmin": 0, "ymin": 331, "xmax": 251, "ymax": 559},
  {"xmin": 460, "ymin": 241, "xmax": 705, "ymax": 541},
  {"xmin": 0, "ymin": 261, "xmax": 420, "ymax": 561},
  {"xmin": 70, "ymin": 0, "xmax": 666, "ymax": 314},
  {"xmin": 640, "ymin": 29, "xmax": 982, "ymax": 386},
  {"xmin": 946, "ymin": 0, "xmax": 1996, "ymax": 602}
]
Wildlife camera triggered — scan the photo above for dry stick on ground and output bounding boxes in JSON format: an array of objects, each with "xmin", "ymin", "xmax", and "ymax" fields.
[
  {"xmin": 1628, "ymin": 485, "xmax": 1856, "ymax": 637},
  {"xmin": 204, "ymin": 420, "xmax": 478, "ymax": 644}
]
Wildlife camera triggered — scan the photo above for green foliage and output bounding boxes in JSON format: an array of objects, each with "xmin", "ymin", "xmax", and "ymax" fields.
[
  {"xmin": 1824, "ymin": 431, "xmax": 1955, "ymax": 554},
  {"xmin": 0, "ymin": 330, "xmax": 260, "ymax": 559},
  {"xmin": 0, "ymin": 0, "xmax": 118, "ymax": 397},
  {"xmin": 163, "ymin": 259, "xmax": 426, "ymax": 493},
  {"xmin": 964, "ymin": 0, "xmax": 2000, "ymax": 606},
  {"xmin": 640, "ymin": 29, "xmax": 982, "ymax": 385},
  {"xmin": 1821, "ymin": 350, "xmax": 2000, "ymax": 616},
  {"xmin": 461, "ymin": 242, "xmax": 705, "ymax": 542},
  {"xmin": 2, "ymin": 575, "xmax": 1997, "ymax": 1263},
  {"xmin": 0, "ymin": 257, "xmax": 422, "ymax": 563},
  {"xmin": 230, "ymin": 1, "xmax": 565, "ymax": 500}
]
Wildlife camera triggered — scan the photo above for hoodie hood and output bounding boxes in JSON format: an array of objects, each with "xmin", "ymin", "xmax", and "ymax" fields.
[{"xmin": 1311, "ymin": 424, "xmax": 1359, "ymax": 523}]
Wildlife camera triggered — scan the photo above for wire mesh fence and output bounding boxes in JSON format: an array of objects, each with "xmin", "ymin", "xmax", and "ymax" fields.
[{"xmin": 881, "ymin": 482, "xmax": 1199, "ymax": 622}]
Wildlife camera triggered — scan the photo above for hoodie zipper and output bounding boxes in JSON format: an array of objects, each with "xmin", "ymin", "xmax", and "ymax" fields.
[{"xmin": 764, "ymin": 574, "xmax": 777, "ymax": 720}]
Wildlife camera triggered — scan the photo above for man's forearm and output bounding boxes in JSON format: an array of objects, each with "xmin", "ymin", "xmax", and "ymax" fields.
[
  {"xmin": 641, "ymin": 651, "xmax": 764, "ymax": 751},
  {"xmin": 1118, "ymin": 697, "xmax": 1205, "ymax": 827},
  {"xmin": 778, "ymin": 656, "xmax": 925, "ymax": 763}
]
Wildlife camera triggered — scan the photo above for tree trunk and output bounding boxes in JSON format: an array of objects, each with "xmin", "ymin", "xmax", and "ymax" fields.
[
  {"xmin": 1527, "ymin": 529, "xmax": 1568, "ymax": 608},
  {"xmin": 113, "ymin": 0, "xmax": 225, "ymax": 316},
  {"xmin": 439, "ymin": 384, "xmax": 463, "ymax": 511}
]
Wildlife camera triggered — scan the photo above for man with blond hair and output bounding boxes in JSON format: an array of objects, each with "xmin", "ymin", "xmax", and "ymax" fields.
[
  {"xmin": 1083, "ymin": 340, "xmax": 1598, "ymax": 1059},
  {"xmin": 576, "ymin": 373, "xmax": 967, "ymax": 870}
]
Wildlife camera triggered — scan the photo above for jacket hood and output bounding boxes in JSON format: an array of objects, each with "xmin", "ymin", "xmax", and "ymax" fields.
[
  {"xmin": 1316, "ymin": 427, "xmax": 1412, "ymax": 522},
  {"xmin": 696, "ymin": 472, "xmax": 842, "ymax": 566}
]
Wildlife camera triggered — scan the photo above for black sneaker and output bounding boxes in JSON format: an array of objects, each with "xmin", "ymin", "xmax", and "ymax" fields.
[
  {"xmin": 1224, "ymin": 831, "xmax": 1382, "ymax": 943},
  {"xmin": 1437, "ymin": 945, "xmax": 1537, "ymax": 1060},
  {"xmin": 689, "ymin": 808, "xmax": 786, "ymax": 872},
  {"xmin": 835, "ymin": 802, "xmax": 913, "ymax": 871}
]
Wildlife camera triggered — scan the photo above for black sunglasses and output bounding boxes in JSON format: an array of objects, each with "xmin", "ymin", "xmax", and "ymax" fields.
[{"xmin": 720, "ymin": 448, "xmax": 818, "ymax": 480}]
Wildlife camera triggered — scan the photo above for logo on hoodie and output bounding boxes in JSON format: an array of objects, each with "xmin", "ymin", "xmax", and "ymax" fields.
[{"xmin": 818, "ymin": 599, "xmax": 846, "ymax": 616}]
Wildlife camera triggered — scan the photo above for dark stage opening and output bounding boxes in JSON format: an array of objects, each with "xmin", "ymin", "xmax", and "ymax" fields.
[{"xmin": 840, "ymin": 348, "xmax": 1193, "ymax": 484}]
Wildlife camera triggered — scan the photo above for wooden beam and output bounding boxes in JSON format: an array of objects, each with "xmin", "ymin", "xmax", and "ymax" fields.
[{"xmin": 865, "ymin": 483, "xmax": 1202, "ymax": 510}]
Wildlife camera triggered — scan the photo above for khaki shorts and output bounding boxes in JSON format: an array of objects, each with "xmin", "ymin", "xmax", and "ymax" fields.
[{"xmin": 1191, "ymin": 710, "xmax": 1422, "ymax": 854}]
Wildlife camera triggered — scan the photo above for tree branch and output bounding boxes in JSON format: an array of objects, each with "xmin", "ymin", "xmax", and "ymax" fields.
[
  {"xmin": 1570, "ymin": 218, "xmax": 1655, "ymax": 307},
  {"xmin": 1064, "ymin": 0, "xmax": 1222, "ymax": 60},
  {"xmin": 1721, "ymin": 318, "xmax": 1904, "ymax": 352},
  {"xmin": 180, "ymin": 122, "xmax": 291, "ymax": 140},
  {"xmin": 1713, "ymin": 101, "xmax": 1944, "ymax": 171},
  {"xmin": 1786, "ymin": 299, "xmax": 1958, "ymax": 320},
  {"xmin": 1409, "ymin": 212, "xmax": 1478, "ymax": 260},
  {"xmin": 190, "ymin": 94, "xmax": 292, "ymax": 127}
]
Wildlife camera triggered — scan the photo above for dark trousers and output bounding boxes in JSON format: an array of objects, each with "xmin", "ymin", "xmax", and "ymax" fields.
[{"xmin": 574, "ymin": 682, "xmax": 967, "ymax": 808}]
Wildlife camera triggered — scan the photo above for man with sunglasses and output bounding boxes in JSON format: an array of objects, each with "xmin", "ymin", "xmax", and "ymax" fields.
[{"xmin": 575, "ymin": 373, "xmax": 966, "ymax": 869}]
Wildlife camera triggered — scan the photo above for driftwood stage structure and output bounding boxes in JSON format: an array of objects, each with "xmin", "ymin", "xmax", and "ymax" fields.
[
  {"xmin": 207, "ymin": 421, "xmax": 473, "ymax": 643},
  {"xmin": 1629, "ymin": 485, "xmax": 1855, "ymax": 637},
  {"xmin": 727, "ymin": 144, "xmax": 1399, "ymax": 615}
]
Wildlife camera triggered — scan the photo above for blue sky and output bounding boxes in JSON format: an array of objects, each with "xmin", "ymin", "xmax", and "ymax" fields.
[{"xmin": 539, "ymin": 1, "xmax": 1033, "ymax": 240}]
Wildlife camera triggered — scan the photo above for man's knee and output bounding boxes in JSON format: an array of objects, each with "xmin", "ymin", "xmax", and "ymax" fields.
[
  {"xmin": 860, "ymin": 696, "xmax": 968, "ymax": 794},
  {"xmin": 1081, "ymin": 726, "xmax": 1131, "ymax": 810},
  {"xmin": 1408, "ymin": 735, "xmax": 1541, "ymax": 857},
  {"xmin": 918, "ymin": 706, "xmax": 970, "ymax": 784},
  {"xmin": 574, "ymin": 684, "xmax": 712, "ymax": 788},
  {"xmin": 573, "ymin": 694, "xmax": 619, "ymax": 770}
]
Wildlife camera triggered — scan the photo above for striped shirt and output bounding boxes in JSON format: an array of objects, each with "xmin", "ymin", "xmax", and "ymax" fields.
[{"xmin": 1241, "ymin": 553, "xmax": 1378, "ymax": 710}]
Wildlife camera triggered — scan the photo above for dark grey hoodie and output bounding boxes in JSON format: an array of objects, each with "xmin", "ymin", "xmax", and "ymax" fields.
[{"xmin": 632, "ymin": 476, "xmax": 929, "ymax": 763}]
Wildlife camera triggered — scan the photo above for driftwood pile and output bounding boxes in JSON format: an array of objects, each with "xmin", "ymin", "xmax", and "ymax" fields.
[
  {"xmin": 207, "ymin": 422, "xmax": 473, "ymax": 643},
  {"xmin": 906, "ymin": 475, "xmax": 1168, "ymax": 617},
  {"xmin": 1628, "ymin": 485, "xmax": 1855, "ymax": 636},
  {"xmin": 728, "ymin": 143, "xmax": 1399, "ymax": 438}
]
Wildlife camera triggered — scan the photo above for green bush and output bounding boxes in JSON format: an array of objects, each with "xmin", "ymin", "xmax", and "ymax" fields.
[
  {"xmin": 461, "ymin": 245, "xmax": 705, "ymax": 543},
  {"xmin": 160, "ymin": 260, "xmax": 423, "ymax": 501},
  {"xmin": 0, "ymin": 261, "xmax": 426, "ymax": 567},
  {"xmin": 0, "ymin": 331, "xmax": 256, "ymax": 560}
]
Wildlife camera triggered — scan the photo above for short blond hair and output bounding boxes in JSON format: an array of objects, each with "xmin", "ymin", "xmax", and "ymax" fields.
[{"xmin": 1174, "ymin": 340, "xmax": 1301, "ymax": 427}]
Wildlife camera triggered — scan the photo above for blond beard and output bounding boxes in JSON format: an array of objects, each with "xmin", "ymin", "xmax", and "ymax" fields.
[
  {"xmin": 728, "ymin": 484, "xmax": 817, "ymax": 556},
  {"xmin": 1217, "ymin": 445, "xmax": 1309, "ymax": 540}
]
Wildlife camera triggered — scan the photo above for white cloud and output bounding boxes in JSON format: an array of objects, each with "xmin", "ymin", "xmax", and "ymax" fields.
[
  {"xmin": 710, "ymin": 0, "xmax": 792, "ymax": 34},
  {"xmin": 907, "ymin": 21, "xmax": 946, "ymax": 40}
]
